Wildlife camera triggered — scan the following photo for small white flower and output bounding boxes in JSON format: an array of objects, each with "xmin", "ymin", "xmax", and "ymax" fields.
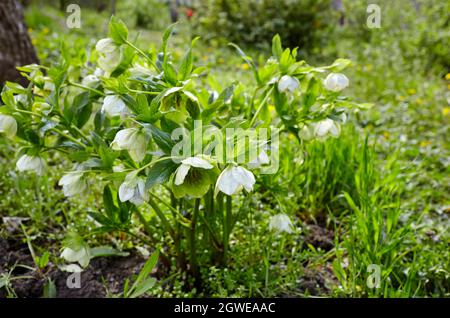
[
  {"xmin": 269, "ymin": 214, "xmax": 294, "ymax": 234},
  {"xmin": 58, "ymin": 171, "xmax": 88, "ymax": 197},
  {"xmin": 247, "ymin": 149, "xmax": 270, "ymax": 169},
  {"xmin": 174, "ymin": 156, "xmax": 214, "ymax": 186},
  {"xmin": 0, "ymin": 114, "xmax": 17, "ymax": 138},
  {"xmin": 93, "ymin": 68, "xmax": 104, "ymax": 77},
  {"xmin": 298, "ymin": 124, "xmax": 314, "ymax": 141},
  {"xmin": 81, "ymin": 74, "xmax": 100, "ymax": 87},
  {"xmin": 111, "ymin": 128, "xmax": 147, "ymax": 162},
  {"xmin": 324, "ymin": 73, "xmax": 349, "ymax": 92},
  {"xmin": 215, "ymin": 165, "xmax": 255, "ymax": 196},
  {"xmin": 61, "ymin": 246, "xmax": 90, "ymax": 268},
  {"xmin": 129, "ymin": 63, "xmax": 153, "ymax": 77},
  {"xmin": 96, "ymin": 38, "xmax": 122, "ymax": 72},
  {"xmin": 314, "ymin": 118, "xmax": 340, "ymax": 138},
  {"xmin": 102, "ymin": 95, "xmax": 129, "ymax": 117},
  {"xmin": 43, "ymin": 77, "xmax": 55, "ymax": 91},
  {"xmin": 13, "ymin": 94, "xmax": 27, "ymax": 105},
  {"xmin": 119, "ymin": 172, "xmax": 148, "ymax": 206},
  {"xmin": 112, "ymin": 163, "xmax": 126, "ymax": 172},
  {"xmin": 16, "ymin": 155, "xmax": 46, "ymax": 175},
  {"xmin": 278, "ymin": 75, "xmax": 300, "ymax": 94}
]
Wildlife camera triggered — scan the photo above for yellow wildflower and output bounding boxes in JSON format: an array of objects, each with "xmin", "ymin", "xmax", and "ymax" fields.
[
  {"xmin": 442, "ymin": 107, "xmax": 450, "ymax": 116},
  {"xmin": 419, "ymin": 140, "xmax": 432, "ymax": 147}
]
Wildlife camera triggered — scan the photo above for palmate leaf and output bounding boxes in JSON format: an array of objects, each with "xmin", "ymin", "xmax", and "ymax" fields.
[
  {"xmin": 146, "ymin": 159, "xmax": 178, "ymax": 189},
  {"xmin": 147, "ymin": 124, "xmax": 176, "ymax": 154},
  {"xmin": 109, "ymin": 16, "xmax": 128, "ymax": 44}
]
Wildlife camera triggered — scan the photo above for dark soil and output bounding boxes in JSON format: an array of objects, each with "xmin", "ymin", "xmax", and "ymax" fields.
[
  {"xmin": 304, "ymin": 224, "xmax": 334, "ymax": 251},
  {"xmin": 0, "ymin": 236, "xmax": 147, "ymax": 298}
]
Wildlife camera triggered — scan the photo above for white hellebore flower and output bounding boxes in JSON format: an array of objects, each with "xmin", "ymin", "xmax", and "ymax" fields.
[
  {"xmin": 0, "ymin": 114, "xmax": 18, "ymax": 138},
  {"xmin": 278, "ymin": 75, "xmax": 300, "ymax": 94},
  {"xmin": 129, "ymin": 63, "xmax": 153, "ymax": 77},
  {"xmin": 269, "ymin": 213, "xmax": 294, "ymax": 234},
  {"xmin": 81, "ymin": 74, "xmax": 99, "ymax": 88},
  {"xmin": 111, "ymin": 128, "xmax": 147, "ymax": 162},
  {"xmin": 119, "ymin": 172, "xmax": 148, "ymax": 206},
  {"xmin": 215, "ymin": 165, "xmax": 255, "ymax": 196},
  {"xmin": 58, "ymin": 171, "xmax": 88, "ymax": 197},
  {"xmin": 324, "ymin": 73, "xmax": 349, "ymax": 92},
  {"xmin": 16, "ymin": 155, "xmax": 46, "ymax": 175},
  {"xmin": 61, "ymin": 246, "xmax": 90, "ymax": 268},
  {"xmin": 247, "ymin": 148, "xmax": 270, "ymax": 169},
  {"xmin": 102, "ymin": 95, "xmax": 129, "ymax": 117},
  {"xmin": 96, "ymin": 38, "xmax": 122, "ymax": 72},
  {"xmin": 13, "ymin": 94, "xmax": 27, "ymax": 105},
  {"xmin": 314, "ymin": 118, "xmax": 340, "ymax": 138},
  {"xmin": 174, "ymin": 156, "xmax": 214, "ymax": 186}
]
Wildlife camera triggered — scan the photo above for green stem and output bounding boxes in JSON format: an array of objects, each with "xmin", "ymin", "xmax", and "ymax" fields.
[
  {"xmin": 147, "ymin": 196, "xmax": 176, "ymax": 240},
  {"xmin": 223, "ymin": 195, "xmax": 232, "ymax": 265},
  {"xmin": 125, "ymin": 40, "xmax": 158, "ymax": 70},
  {"xmin": 51, "ymin": 128, "xmax": 86, "ymax": 148},
  {"xmin": 189, "ymin": 199, "xmax": 200, "ymax": 278},
  {"xmin": 68, "ymin": 82, "xmax": 104, "ymax": 96},
  {"xmin": 249, "ymin": 86, "xmax": 274, "ymax": 127}
]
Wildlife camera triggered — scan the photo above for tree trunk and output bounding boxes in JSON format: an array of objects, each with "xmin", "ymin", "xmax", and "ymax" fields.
[{"xmin": 0, "ymin": 0, "xmax": 38, "ymax": 86}]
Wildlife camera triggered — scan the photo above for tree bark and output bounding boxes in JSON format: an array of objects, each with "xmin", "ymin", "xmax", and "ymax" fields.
[{"xmin": 0, "ymin": 0, "xmax": 38, "ymax": 86}]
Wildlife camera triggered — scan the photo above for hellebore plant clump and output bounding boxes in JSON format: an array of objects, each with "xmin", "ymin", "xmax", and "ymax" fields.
[{"xmin": 0, "ymin": 17, "xmax": 367, "ymax": 283}]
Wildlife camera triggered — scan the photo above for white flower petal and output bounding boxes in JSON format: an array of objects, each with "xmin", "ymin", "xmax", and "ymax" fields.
[
  {"xmin": 119, "ymin": 183, "xmax": 135, "ymax": 202},
  {"xmin": 269, "ymin": 214, "xmax": 294, "ymax": 233},
  {"xmin": 181, "ymin": 157, "xmax": 213, "ymax": 169},
  {"xmin": 0, "ymin": 114, "xmax": 18, "ymax": 138},
  {"xmin": 102, "ymin": 95, "xmax": 128, "ymax": 117},
  {"xmin": 314, "ymin": 119, "xmax": 334, "ymax": 137},
  {"xmin": 278, "ymin": 75, "xmax": 299, "ymax": 93},
  {"xmin": 175, "ymin": 164, "xmax": 191, "ymax": 185},
  {"xmin": 324, "ymin": 73, "xmax": 349, "ymax": 92}
]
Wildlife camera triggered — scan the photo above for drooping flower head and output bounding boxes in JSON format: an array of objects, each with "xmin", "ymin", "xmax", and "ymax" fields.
[
  {"xmin": 111, "ymin": 128, "xmax": 147, "ymax": 162},
  {"xmin": 278, "ymin": 75, "xmax": 300, "ymax": 94},
  {"xmin": 0, "ymin": 114, "xmax": 17, "ymax": 138},
  {"xmin": 58, "ymin": 171, "xmax": 88, "ymax": 197},
  {"xmin": 324, "ymin": 73, "xmax": 349, "ymax": 92},
  {"xmin": 16, "ymin": 155, "xmax": 46, "ymax": 175},
  {"xmin": 269, "ymin": 213, "xmax": 294, "ymax": 234},
  {"xmin": 102, "ymin": 95, "xmax": 129, "ymax": 118},
  {"xmin": 172, "ymin": 156, "xmax": 216, "ymax": 199},
  {"xmin": 118, "ymin": 171, "xmax": 148, "ymax": 206},
  {"xmin": 215, "ymin": 165, "xmax": 255, "ymax": 196},
  {"xmin": 95, "ymin": 38, "xmax": 122, "ymax": 73}
]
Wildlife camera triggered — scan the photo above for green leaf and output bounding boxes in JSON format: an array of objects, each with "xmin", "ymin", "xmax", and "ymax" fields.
[
  {"xmin": 272, "ymin": 34, "xmax": 283, "ymax": 59},
  {"xmin": 327, "ymin": 58, "xmax": 352, "ymax": 72},
  {"xmin": 148, "ymin": 124, "xmax": 176, "ymax": 154},
  {"xmin": 178, "ymin": 37, "xmax": 200, "ymax": 81},
  {"xmin": 109, "ymin": 16, "xmax": 128, "ymax": 44},
  {"xmin": 90, "ymin": 246, "xmax": 130, "ymax": 258},
  {"xmin": 103, "ymin": 185, "xmax": 117, "ymax": 219},
  {"xmin": 302, "ymin": 77, "xmax": 320, "ymax": 109},
  {"xmin": 229, "ymin": 43, "xmax": 260, "ymax": 84},
  {"xmin": 129, "ymin": 277, "xmax": 156, "ymax": 298},
  {"xmin": 73, "ymin": 91, "xmax": 91, "ymax": 128},
  {"xmin": 128, "ymin": 250, "xmax": 159, "ymax": 297},
  {"xmin": 43, "ymin": 278, "xmax": 57, "ymax": 298},
  {"xmin": 146, "ymin": 159, "xmax": 178, "ymax": 188}
]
